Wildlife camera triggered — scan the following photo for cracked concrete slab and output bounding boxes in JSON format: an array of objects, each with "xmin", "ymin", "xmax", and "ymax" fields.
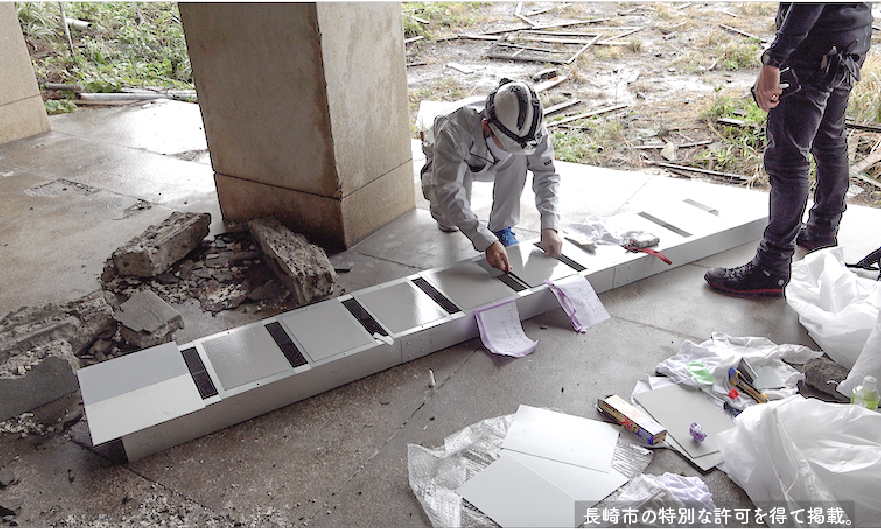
[
  {"xmin": 112, "ymin": 211, "xmax": 211, "ymax": 277},
  {"xmin": 248, "ymin": 217, "xmax": 336, "ymax": 307}
]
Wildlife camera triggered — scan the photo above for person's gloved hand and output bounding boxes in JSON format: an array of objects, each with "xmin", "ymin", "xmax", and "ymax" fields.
[
  {"xmin": 754, "ymin": 64, "xmax": 782, "ymax": 112},
  {"xmin": 541, "ymin": 229, "xmax": 563, "ymax": 256},
  {"xmin": 485, "ymin": 240, "xmax": 511, "ymax": 272}
]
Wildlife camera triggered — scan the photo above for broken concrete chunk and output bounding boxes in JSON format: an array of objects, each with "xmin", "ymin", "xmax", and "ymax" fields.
[
  {"xmin": 112, "ymin": 211, "xmax": 211, "ymax": 277},
  {"xmin": 247, "ymin": 217, "xmax": 336, "ymax": 307},
  {"xmin": 116, "ymin": 290, "xmax": 184, "ymax": 349},
  {"xmin": 0, "ymin": 468, "xmax": 14, "ymax": 488},
  {"xmin": 803, "ymin": 357, "xmax": 850, "ymax": 401},
  {"xmin": 0, "ymin": 291, "xmax": 116, "ymax": 365}
]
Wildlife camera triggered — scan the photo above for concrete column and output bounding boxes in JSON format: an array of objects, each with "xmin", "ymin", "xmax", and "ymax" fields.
[
  {"xmin": 0, "ymin": 3, "xmax": 50, "ymax": 145},
  {"xmin": 180, "ymin": 2, "xmax": 414, "ymax": 249}
]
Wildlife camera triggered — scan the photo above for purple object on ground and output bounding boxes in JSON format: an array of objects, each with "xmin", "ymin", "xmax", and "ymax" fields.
[{"xmin": 689, "ymin": 422, "xmax": 707, "ymax": 443}]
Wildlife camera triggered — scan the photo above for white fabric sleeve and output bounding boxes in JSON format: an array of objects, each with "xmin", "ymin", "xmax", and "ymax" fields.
[
  {"xmin": 527, "ymin": 127, "xmax": 561, "ymax": 233},
  {"xmin": 429, "ymin": 121, "xmax": 498, "ymax": 252}
]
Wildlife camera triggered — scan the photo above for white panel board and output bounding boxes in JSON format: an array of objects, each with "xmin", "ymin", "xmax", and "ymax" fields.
[
  {"xmin": 457, "ymin": 453, "xmax": 578, "ymax": 528},
  {"xmin": 85, "ymin": 374, "xmax": 203, "ymax": 446},
  {"xmin": 279, "ymin": 299, "xmax": 375, "ymax": 362},
  {"xmin": 501, "ymin": 405, "xmax": 619, "ymax": 472}
]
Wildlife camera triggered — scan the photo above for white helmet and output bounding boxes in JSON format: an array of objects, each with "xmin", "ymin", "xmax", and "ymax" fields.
[{"xmin": 485, "ymin": 79, "xmax": 545, "ymax": 155}]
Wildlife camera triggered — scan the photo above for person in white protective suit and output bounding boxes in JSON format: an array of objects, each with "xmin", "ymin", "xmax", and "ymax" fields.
[{"xmin": 420, "ymin": 79, "xmax": 564, "ymax": 273}]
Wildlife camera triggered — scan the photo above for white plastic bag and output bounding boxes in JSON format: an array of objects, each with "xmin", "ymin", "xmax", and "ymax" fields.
[
  {"xmin": 785, "ymin": 248, "xmax": 881, "ymax": 368},
  {"xmin": 717, "ymin": 396, "xmax": 881, "ymax": 527},
  {"xmin": 838, "ymin": 310, "xmax": 881, "ymax": 397}
]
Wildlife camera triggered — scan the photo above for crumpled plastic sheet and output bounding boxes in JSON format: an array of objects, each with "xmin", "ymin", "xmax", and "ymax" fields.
[
  {"xmin": 654, "ymin": 333, "xmax": 822, "ymax": 409},
  {"xmin": 592, "ymin": 473, "xmax": 717, "ymax": 528},
  {"xmin": 566, "ymin": 216, "xmax": 645, "ymax": 246},
  {"xmin": 786, "ymin": 247, "xmax": 881, "ymax": 369},
  {"xmin": 407, "ymin": 413, "xmax": 653, "ymax": 528},
  {"xmin": 718, "ymin": 396, "xmax": 881, "ymax": 527}
]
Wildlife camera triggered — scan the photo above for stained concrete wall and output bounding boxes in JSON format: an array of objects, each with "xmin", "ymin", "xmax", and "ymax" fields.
[
  {"xmin": 0, "ymin": 2, "xmax": 50, "ymax": 145},
  {"xmin": 180, "ymin": 2, "xmax": 414, "ymax": 249}
]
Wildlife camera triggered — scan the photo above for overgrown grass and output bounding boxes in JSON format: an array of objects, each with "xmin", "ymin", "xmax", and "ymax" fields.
[
  {"xmin": 552, "ymin": 119, "xmax": 626, "ymax": 166},
  {"xmin": 849, "ymin": 53, "xmax": 881, "ymax": 123},
  {"xmin": 696, "ymin": 90, "xmax": 766, "ymax": 176},
  {"xmin": 402, "ymin": 2, "xmax": 483, "ymax": 41},
  {"xmin": 17, "ymin": 1, "xmax": 192, "ymax": 112}
]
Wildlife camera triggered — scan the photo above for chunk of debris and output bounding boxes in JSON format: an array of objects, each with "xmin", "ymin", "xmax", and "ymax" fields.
[
  {"xmin": 0, "ymin": 291, "xmax": 116, "ymax": 365},
  {"xmin": 115, "ymin": 290, "xmax": 184, "ymax": 348},
  {"xmin": 112, "ymin": 211, "xmax": 211, "ymax": 277},
  {"xmin": 247, "ymin": 218, "xmax": 337, "ymax": 307},
  {"xmin": 803, "ymin": 357, "xmax": 849, "ymax": 401},
  {"xmin": 197, "ymin": 280, "xmax": 249, "ymax": 313},
  {"xmin": 0, "ymin": 468, "xmax": 15, "ymax": 488}
]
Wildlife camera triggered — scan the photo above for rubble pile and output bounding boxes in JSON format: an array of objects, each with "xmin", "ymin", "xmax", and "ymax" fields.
[{"xmin": 101, "ymin": 227, "xmax": 288, "ymax": 315}]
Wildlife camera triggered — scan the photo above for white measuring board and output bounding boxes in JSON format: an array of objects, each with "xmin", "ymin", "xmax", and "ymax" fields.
[{"xmin": 78, "ymin": 195, "xmax": 766, "ymax": 461}]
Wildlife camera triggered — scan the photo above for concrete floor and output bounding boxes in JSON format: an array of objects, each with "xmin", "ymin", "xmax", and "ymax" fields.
[{"xmin": 1, "ymin": 100, "xmax": 879, "ymax": 527}]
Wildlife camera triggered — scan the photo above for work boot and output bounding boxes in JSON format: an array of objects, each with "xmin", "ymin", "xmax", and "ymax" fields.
[
  {"xmin": 704, "ymin": 260, "xmax": 789, "ymax": 297},
  {"xmin": 795, "ymin": 225, "xmax": 837, "ymax": 252},
  {"xmin": 493, "ymin": 227, "xmax": 519, "ymax": 247},
  {"xmin": 436, "ymin": 222, "xmax": 459, "ymax": 233}
]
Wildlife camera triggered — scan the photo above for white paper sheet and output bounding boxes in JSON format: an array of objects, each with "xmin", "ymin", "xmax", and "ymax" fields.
[
  {"xmin": 473, "ymin": 299, "xmax": 537, "ymax": 358},
  {"xmin": 546, "ymin": 275, "xmax": 610, "ymax": 332},
  {"xmin": 457, "ymin": 453, "xmax": 578, "ymax": 528},
  {"xmin": 501, "ymin": 405, "xmax": 619, "ymax": 472}
]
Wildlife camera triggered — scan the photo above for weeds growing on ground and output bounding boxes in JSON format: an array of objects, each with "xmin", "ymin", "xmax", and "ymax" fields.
[
  {"xmin": 403, "ymin": 2, "xmax": 483, "ymax": 41},
  {"xmin": 17, "ymin": 1, "xmax": 192, "ymax": 114}
]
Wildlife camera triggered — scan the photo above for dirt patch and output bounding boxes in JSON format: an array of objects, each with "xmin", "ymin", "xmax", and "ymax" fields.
[{"xmin": 406, "ymin": 2, "xmax": 881, "ymax": 207}]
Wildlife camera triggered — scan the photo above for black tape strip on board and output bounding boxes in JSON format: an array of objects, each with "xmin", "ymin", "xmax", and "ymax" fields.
[
  {"xmin": 342, "ymin": 298, "xmax": 389, "ymax": 337},
  {"xmin": 181, "ymin": 347, "xmax": 218, "ymax": 399},
  {"xmin": 265, "ymin": 321, "xmax": 308, "ymax": 368},
  {"xmin": 412, "ymin": 277, "xmax": 462, "ymax": 314},
  {"xmin": 638, "ymin": 211, "xmax": 692, "ymax": 238}
]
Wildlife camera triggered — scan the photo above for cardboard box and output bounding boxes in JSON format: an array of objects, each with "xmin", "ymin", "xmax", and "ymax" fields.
[{"xmin": 598, "ymin": 394, "xmax": 667, "ymax": 445}]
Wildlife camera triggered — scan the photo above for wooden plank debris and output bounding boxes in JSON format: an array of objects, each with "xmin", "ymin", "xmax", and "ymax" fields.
[
  {"xmin": 544, "ymin": 98, "xmax": 581, "ymax": 116},
  {"xmin": 534, "ymin": 75, "xmax": 569, "ymax": 92},
  {"xmin": 645, "ymin": 160, "xmax": 750, "ymax": 182},
  {"xmin": 447, "ymin": 63, "xmax": 474, "ymax": 74},
  {"xmin": 514, "ymin": 2, "xmax": 534, "ymax": 26},
  {"xmin": 548, "ymin": 104, "xmax": 628, "ymax": 127},
  {"xmin": 633, "ymin": 140, "xmax": 713, "ymax": 150},
  {"xmin": 404, "ymin": 36, "xmax": 424, "ymax": 44},
  {"xmin": 846, "ymin": 121, "xmax": 881, "ymax": 133},
  {"xmin": 719, "ymin": 24, "xmax": 767, "ymax": 43}
]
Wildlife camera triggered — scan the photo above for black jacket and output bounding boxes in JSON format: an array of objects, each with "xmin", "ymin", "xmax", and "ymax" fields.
[{"xmin": 765, "ymin": 2, "xmax": 873, "ymax": 65}]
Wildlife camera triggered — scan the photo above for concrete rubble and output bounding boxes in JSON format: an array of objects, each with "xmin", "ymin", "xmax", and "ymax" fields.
[
  {"xmin": 248, "ymin": 217, "xmax": 337, "ymax": 307},
  {"xmin": 0, "ymin": 291, "xmax": 116, "ymax": 369},
  {"xmin": 111, "ymin": 211, "xmax": 211, "ymax": 277},
  {"xmin": 115, "ymin": 289, "xmax": 184, "ymax": 348}
]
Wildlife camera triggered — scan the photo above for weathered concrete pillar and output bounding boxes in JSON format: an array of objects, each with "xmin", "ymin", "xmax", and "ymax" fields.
[
  {"xmin": 0, "ymin": 3, "xmax": 50, "ymax": 145},
  {"xmin": 179, "ymin": 2, "xmax": 414, "ymax": 249}
]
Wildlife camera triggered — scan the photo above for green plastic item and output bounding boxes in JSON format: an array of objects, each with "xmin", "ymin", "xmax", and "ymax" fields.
[{"xmin": 686, "ymin": 361, "xmax": 717, "ymax": 387}]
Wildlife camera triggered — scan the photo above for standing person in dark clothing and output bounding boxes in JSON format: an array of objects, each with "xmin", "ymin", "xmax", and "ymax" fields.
[{"xmin": 705, "ymin": 3, "xmax": 873, "ymax": 297}]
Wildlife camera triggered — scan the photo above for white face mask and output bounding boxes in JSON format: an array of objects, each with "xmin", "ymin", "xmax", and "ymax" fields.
[{"xmin": 486, "ymin": 134, "xmax": 511, "ymax": 162}]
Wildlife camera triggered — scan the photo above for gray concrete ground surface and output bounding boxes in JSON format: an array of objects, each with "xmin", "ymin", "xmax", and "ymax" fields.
[{"xmin": 1, "ymin": 100, "xmax": 880, "ymax": 527}]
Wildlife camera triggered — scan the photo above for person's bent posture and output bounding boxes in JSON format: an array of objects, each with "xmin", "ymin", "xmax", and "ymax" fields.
[{"xmin": 420, "ymin": 79, "xmax": 563, "ymax": 273}]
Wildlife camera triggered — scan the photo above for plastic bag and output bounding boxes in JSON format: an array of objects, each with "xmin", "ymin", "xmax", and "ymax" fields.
[
  {"xmin": 717, "ymin": 396, "xmax": 881, "ymax": 527},
  {"xmin": 654, "ymin": 333, "xmax": 821, "ymax": 408},
  {"xmin": 838, "ymin": 310, "xmax": 881, "ymax": 397},
  {"xmin": 786, "ymin": 248, "xmax": 881, "ymax": 368},
  {"xmin": 594, "ymin": 473, "xmax": 717, "ymax": 528}
]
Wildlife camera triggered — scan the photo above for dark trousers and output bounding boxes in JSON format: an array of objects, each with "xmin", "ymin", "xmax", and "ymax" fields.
[{"xmin": 756, "ymin": 66, "xmax": 854, "ymax": 272}]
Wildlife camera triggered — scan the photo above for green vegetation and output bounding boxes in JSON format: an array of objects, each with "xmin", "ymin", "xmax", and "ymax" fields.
[
  {"xmin": 697, "ymin": 91, "xmax": 767, "ymax": 176},
  {"xmin": 16, "ymin": 2, "xmax": 192, "ymax": 113},
  {"xmin": 402, "ymin": 2, "xmax": 483, "ymax": 41},
  {"xmin": 849, "ymin": 54, "xmax": 881, "ymax": 123},
  {"xmin": 552, "ymin": 119, "xmax": 626, "ymax": 166}
]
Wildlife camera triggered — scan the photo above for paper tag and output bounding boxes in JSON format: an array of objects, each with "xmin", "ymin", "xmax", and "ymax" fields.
[
  {"xmin": 473, "ymin": 299, "xmax": 537, "ymax": 358},
  {"xmin": 547, "ymin": 276, "xmax": 610, "ymax": 332}
]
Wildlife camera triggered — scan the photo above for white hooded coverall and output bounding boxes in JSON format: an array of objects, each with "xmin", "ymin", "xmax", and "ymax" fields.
[{"xmin": 420, "ymin": 102, "xmax": 561, "ymax": 253}]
